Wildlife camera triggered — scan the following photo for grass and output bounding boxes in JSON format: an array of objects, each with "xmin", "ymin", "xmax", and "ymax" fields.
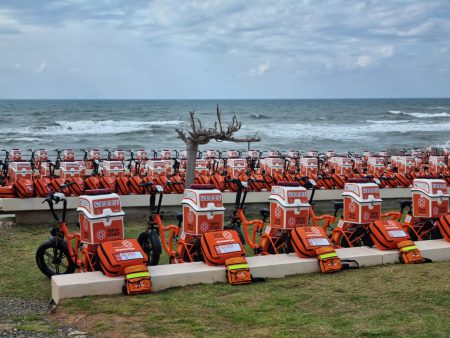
[{"xmin": 0, "ymin": 219, "xmax": 450, "ymax": 337}]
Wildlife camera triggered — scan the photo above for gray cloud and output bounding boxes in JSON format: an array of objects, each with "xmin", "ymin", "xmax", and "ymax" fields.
[{"xmin": 1, "ymin": 0, "xmax": 450, "ymax": 98}]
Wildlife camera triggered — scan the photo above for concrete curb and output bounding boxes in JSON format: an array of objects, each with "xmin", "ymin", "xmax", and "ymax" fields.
[
  {"xmin": 1, "ymin": 189, "xmax": 412, "ymax": 212},
  {"xmin": 51, "ymin": 239, "xmax": 450, "ymax": 304},
  {"xmin": 2, "ymin": 188, "xmax": 414, "ymax": 225}
]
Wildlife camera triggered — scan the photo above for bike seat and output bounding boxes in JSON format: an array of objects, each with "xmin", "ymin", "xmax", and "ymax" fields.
[
  {"xmin": 332, "ymin": 201, "xmax": 344, "ymax": 211},
  {"xmin": 260, "ymin": 208, "xmax": 270, "ymax": 219},
  {"xmin": 399, "ymin": 200, "xmax": 412, "ymax": 209}
]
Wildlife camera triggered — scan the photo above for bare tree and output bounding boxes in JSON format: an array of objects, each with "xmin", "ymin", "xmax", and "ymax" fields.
[{"xmin": 176, "ymin": 105, "xmax": 261, "ymax": 187}]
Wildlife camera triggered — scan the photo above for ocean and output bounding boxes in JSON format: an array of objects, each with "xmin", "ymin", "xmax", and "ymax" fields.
[{"xmin": 0, "ymin": 98, "xmax": 449, "ymax": 157}]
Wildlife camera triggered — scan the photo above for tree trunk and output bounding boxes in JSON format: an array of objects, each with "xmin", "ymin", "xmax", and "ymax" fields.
[{"xmin": 185, "ymin": 141, "xmax": 198, "ymax": 188}]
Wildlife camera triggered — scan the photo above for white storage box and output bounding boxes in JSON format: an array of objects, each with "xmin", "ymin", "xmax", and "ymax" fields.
[
  {"xmin": 367, "ymin": 157, "xmax": 385, "ymax": 176},
  {"xmin": 330, "ymin": 157, "xmax": 353, "ymax": 176},
  {"xmin": 411, "ymin": 179, "xmax": 449, "ymax": 218},
  {"xmin": 182, "ymin": 185, "xmax": 225, "ymax": 236},
  {"xmin": 195, "ymin": 159, "xmax": 209, "ymax": 176},
  {"xmin": 299, "ymin": 157, "xmax": 317, "ymax": 176},
  {"xmin": 62, "ymin": 149, "xmax": 75, "ymax": 161},
  {"xmin": 428, "ymin": 156, "xmax": 446, "ymax": 174},
  {"xmin": 35, "ymin": 149, "xmax": 48, "ymax": 162},
  {"xmin": 269, "ymin": 184, "xmax": 310, "ymax": 229},
  {"xmin": 102, "ymin": 161, "xmax": 125, "ymax": 177},
  {"xmin": 264, "ymin": 157, "xmax": 283, "ymax": 175},
  {"xmin": 396, "ymin": 156, "xmax": 415, "ymax": 174},
  {"xmin": 227, "ymin": 158, "xmax": 246, "ymax": 177},
  {"xmin": 145, "ymin": 159, "xmax": 172, "ymax": 178},
  {"xmin": 77, "ymin": 192, "xmax": 125, "ymax": 244},
  {"xmin": 343, "ymin": 182, "xmax": 382, "ymax": 224},
  {"xmin": 59, "ymin": 161, "xmax": 86, "ymax": 179},
  {"xmin": 8, "ymin": 162, "xmax": 33, "ymax": 180},
  {"xmin": 10, "ymin": 149, "xmax": 22, "ymax": 161}
]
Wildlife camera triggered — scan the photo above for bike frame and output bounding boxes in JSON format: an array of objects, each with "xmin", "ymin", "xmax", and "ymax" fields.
[
  {"xmin": 44, "ymin": 191, "xmax": 96, "ymax": 272},
  {"xmin": 141, "ymin": 182, "xmax": 186, "ymax": 262},
  {"xmin": 330, "ymin": 211, "xmax": 402, "ymax": 248},
  {"xmin": 397, "ymin": 201, "xmax": 441, "ymax": 240},
  {"xmin": 234, "ymin": 178, "xmax": 332, "ymax": 254}
]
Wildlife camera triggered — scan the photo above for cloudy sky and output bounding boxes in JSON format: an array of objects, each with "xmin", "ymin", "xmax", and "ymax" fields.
[{"xmin": 1, "ymin": 0, "xmax": 449, "ymax": 99}]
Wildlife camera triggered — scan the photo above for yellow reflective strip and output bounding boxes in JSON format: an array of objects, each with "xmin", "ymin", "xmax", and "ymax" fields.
[
  {"xmin": 126, "ymin": 272, "xmax": 150, "ymax": 279},
  {"xmin": 228, "ymin": 264, "xmax": 249, "ymax": 270},
  {"xmin": 400, "ymin": 245, "xmax": 417, "ymax": 252},
  {"xmin": 319, "ymin": 252, "xmax": 337, "ymax": 259}
]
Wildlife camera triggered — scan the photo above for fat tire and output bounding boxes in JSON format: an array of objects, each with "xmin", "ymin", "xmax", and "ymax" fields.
[
  {"xmin": 35, "ymin": 240, "xmax": 76, "ymax": 278},
  {"xmin": 137, "ymin": 231, "xmax": 162, "ymax": 266}
]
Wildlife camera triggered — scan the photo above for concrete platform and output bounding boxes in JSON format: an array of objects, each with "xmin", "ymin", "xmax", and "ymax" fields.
[
  {"xmin": 2, "ymin": 188, "xmax": 412, "ymax": 225},
  {"xmin": 51, "ymin": 239, "xmax": 450, "ymax": 304},
  {"xmin": 0, "ymin": 188, "xmax": 412, "ymax": 212}
]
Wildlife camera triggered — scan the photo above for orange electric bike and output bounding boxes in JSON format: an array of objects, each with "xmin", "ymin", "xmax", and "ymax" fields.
[{"xmin": 35, "ymin": 185, "xmax": 99, "ymax": 277}]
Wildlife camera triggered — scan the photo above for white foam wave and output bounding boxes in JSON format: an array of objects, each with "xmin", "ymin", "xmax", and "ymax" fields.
[
  {"xmin": 407, "ymin": 112, "xmax": 449, "ymax": 118},
  {"xmin": 387, "ymin": 111, "xmax": 450, "ymax": 118},
  {"xmin": 2, "ymin": 137, "xmax": 41, "ymax": 142},
  {"xmin": 256, "ymin": 121, "xmax": 450, "ymax": 142},
  {"xmin": 366, "ymin": 119, "xmax": 411, "ymax": 124},
  {"xmin": 12, "ymin": 120, "xmax": 182, "ymax": 136}
]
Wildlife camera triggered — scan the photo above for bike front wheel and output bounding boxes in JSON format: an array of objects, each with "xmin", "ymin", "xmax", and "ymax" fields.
[{"xmin": 36, "ymin": 240, "xmax": 76, "ymax": 278}]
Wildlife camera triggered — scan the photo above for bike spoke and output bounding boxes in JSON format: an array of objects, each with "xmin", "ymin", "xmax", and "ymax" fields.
[{"xmin": 44, "ymin": 252, "xmax": 54, "ymax": 259}]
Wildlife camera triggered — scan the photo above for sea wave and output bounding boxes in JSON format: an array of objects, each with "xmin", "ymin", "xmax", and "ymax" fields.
[
  {"xmin": 249, "ymin": 114, "xmax": 270, "ymax": 119},
  {"xmin": 387, "ymin": 111, "xmax": 449, "ymax": 118},
  {"xmin": 366, "ymin": 119, "xmax": 411, "ymax": 124},
  {"xmin": 406, "ymin": 112, "xmax": 449, "ymax": 118},
  {"xmin": 435, "ymin": 140, "xmax": 450, "ymax": 148},
  {"xmin": 2, "ymin": 137, "xmax": 42, "ymax": 142},
  {"xmin": 257, "ymin": 121, "xmax": 450, "ymax": 142},
  {"xmin": 10, "ymin": 120, "xmax": 183, "ymax": 136}
]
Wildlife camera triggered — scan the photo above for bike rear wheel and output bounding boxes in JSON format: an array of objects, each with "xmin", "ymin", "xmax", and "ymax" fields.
[
  {"xmin": 36, "ymin": 240, "xmax": 76, "ymax": 278},
  {"xmin": 138, "ymin": 230, "xmax": 162, "ymax": 266}
]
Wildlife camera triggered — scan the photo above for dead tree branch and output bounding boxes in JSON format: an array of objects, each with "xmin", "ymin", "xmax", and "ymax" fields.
[{"xmin": 175, "ymin": 105, "xmax": 262, "ymax": 187}]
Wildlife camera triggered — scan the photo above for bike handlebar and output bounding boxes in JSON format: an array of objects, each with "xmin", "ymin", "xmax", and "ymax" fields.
[{"xmin": 42, "ymin": 192, "xmax": 67, "ymax": 222}]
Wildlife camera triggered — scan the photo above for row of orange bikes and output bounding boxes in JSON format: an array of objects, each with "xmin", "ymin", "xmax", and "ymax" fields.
[
  {"xmin": 1, "ymin": 147, "xmax": 450, "ymax": 199},
  {"xmin": 35, "ymin": 172, "xmax": 450, "ymax": 289}
]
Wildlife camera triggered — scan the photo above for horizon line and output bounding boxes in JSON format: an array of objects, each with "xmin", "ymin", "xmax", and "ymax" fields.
[{"xmin": 1, "ymin": 97, "xmax": 450, "ymax": 100}]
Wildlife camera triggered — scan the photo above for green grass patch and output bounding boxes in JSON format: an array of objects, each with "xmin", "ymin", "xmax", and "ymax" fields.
[
  {"xmin": 0, "ymin": 220, "xmax": 450, "ymax": 337},
  {"xmin": 58, "ymin": 262, "xmax": 450, "ymax": 337}
]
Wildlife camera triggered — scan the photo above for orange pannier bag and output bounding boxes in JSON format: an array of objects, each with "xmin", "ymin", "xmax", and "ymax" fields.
[
  {"xmin": 370, "ymin": 220, "xmax": 429, "ymax": 264},
  {"xmin": 123, "ymin": 264, "xmax": 151, "ymax": 295},
  {"xmin": 200, "ymin": 230, "xmax": 246, "ymax": 266},
  {"xmin": 290, "ymin": 226, "xmax": 332, "ymax": 257},
  {"xmin": 116, "ymin": 176, "xmax": 130, "ymax": 195},
  {"xmin": 0, "ymin": 185, "xmax": 17, "ymax": 198},
  {"xmin": 34, "ymin": 178, "xmax": 52, "ymax": 197},
  {"xmin": 225, "ymin": 256, "xmax": 252, "ymax": 285},
  {"xmin": 316, "ymin": 246, "xmax": 342, "ymax": 273},
  {"xmin": 97, "ymin": 239, "xmax": 148, "ymax": 277},
  {"xmin": 14, "ymin": 179, "xmax": 35, "ymax": 198},
  {"xmin": 437, "ymin": 214, "xmax": 450, "ymax": 242},
  {"xmin": 369, "ymin": 220, "xmax": 409, "ymax": 250},
  {"xmin": 397, "ymin": 240, "xmax": 425, "ymax": 264}
]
